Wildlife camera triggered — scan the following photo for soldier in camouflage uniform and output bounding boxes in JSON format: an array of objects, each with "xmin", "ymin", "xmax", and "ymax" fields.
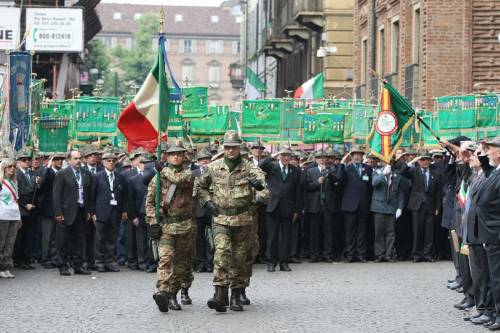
[
  {"xmin": 196, "ymin": 130, "xmax": 267, "ymax": 312},
  {"xmin": 146, "ymin": 141, "xmax": 196, "ymax": 313}
]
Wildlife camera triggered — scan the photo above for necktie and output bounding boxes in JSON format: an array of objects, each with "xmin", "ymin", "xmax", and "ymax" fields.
[
  {"xmin": 422, "ymin": 169, "xmax": 428, "ymax": 192},
  {"xmin": 109, "ymin": 172, "xmax": 114, "ymax": 183},
  {"xmin": 356, "ymin": 164, "xmax": 362, "ymax": 177},
  {"xmin": 75, "ymin": 170, "xmax": 81, "ymax": 182},
  {"xmin": 91, "ymin": 167, "xmax": 95, "ymax": 174},
  {"xmin": 282, "ymin": 166, "xmax": 287, "ymax": 181},
  {"xmin": 139, "ymin": 170, "xmax": 143, "ymax": 176}
]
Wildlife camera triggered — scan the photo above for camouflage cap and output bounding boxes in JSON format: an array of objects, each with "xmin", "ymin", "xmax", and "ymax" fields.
[
  {"xmin": 166, "ymin": 140, "xmax": 187, "ymax": 153},
  {"xmin": 325, "ymin": 148, "xmax": 336, "ymax": 157},
  {"xmin": 82, "ymin": 144, "xmax": 100, "ymax": 157},
  {"xmin": 250, "ymin": 141, "xmax": 265, "ymax": 149},
  {"xmin": 209, "ymin": 143, "xmax": 219, "ymax": 154},
  {"xmin": 418, "ymin": 151, "xmax": 433, "ymax": 160},
  {"xmin": 223, "ymin": 130, "xmax": 242, "ymax": 147},
  {"xmin": 314, "ymin": 150, "xmax": 325, "ymax": 158},
  {"xmin": 16, "ymin": 147, "xmax": 32, "ymax": 160},
  {"xmin": 101, "ymin": 148, "xmax": 118, "ymax": 160},
  {"xmin": 139, "ymin": 152, "xmax": 154, "ymax": 163},
  {"xmin": 211, "ymin": 145, "xmax": 225, "ymax": 161},
  {"xmin": 349, "ymin": 145, "xmax": 365, "ymax": 155},
  {"xmin": 121, "ymin": 157, "xmax": 132, "ymax": 167},
  {"xmin": 129, "ymin": 147, "xmax": 148, "ymax": 159}
]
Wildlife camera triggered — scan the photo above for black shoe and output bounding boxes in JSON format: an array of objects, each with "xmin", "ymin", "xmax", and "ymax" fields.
[
  {"xmin": 127, "ymin": 264, "xmax": 139, "ymax": 270},
  {"xmin": 279, "ymin": 263, "xmax": 292, "ymax": 272},
  {"xmin": 117, "ymin": 259, "xmax": 126, "ymax": 266},
  {"xmin": 464, "ymin": 312, "xmax": 483, "ymax": 321},
  {"xmin": 105, "ymin": 264, "xmax": 120, "ymax": 272},
  {"xmin": 205, "ymin": 264, "xmax": 213, "ymax": 273},
  {"xmin": 266, "ymin": 263, "xmax": 276, "ymax": 272},
  {"xmin": 472, "ymin": 314, "xmax": 493, "ymax": 325},
  {"xmin": 181, "ymin": 288, "xmax": 192, "ymax": 305},
  {"xmin": 323, "ymin": 258, "xmax": 333, "ymax": 263},
  {"xmin": 74, "ymin": 267, "xmax": 91, "ymax": 275},
  {"xmin": 455, "ymin": 301, "xmax": 475, "ymax": 310},
  {"xmin": 96, "ymin": 265, "xmax": 106, "ymax": 273},
  {"xmin": 344, "ymin": 257, "xmax": 354, "ymax": 263},
  {"xmin": 168, "ymin": 293, "xmax": 182, "ymax": 310},
  {"xmin": 239, "ymin": 288, "xmax": 250, "ymax": 305},
  {"xmin": 413, "ymin": 257, "xmax": 423, "ymax": 263},
  {"xmin": 290, "ymin": 257, "xmax": 302, "ymax": 264},
  {"xmin": 308, "ymin": 256, "xmax": 319, "ymax": 263},
  {"xmin": 230, "ymin": 289, "xmax": 244, "ymax": 311},
  {"xmin": 207, "ymin": 286, "xmax": 228, "ymax": 312},
  {"xmin": 146, "ymin": 266, "xmax": 157, "ymax": 273},
  {"xmin": 153, "ymin": 292, "xmax": 169, "ymax": 313},
  {"xmin": 489, "ymin": 321, "xmax": 500, "ymax": 331},
  {"xmin": 43, "ymin": 263, "xmax": 56, "ymax": 269},
  {"xmin": 195, "ymin": 265, "xmax": 205, "ymax": 273},
  {"xmin": 59, "ymin": 267, "xmax": 71, "ymax": 276},
  {"xmin": 374, "ymin": 257, "xmax": 383, "ymax": 263},
  {"xmin": 357, "ymin": 257, "xmax": 367, "ymax": 263},
  {"xmin": 20, "ymin": 262, "xmax": 35, "ymax": 270},
  {"xmin": 424, "ymin": 256, "xmax": 435, "ymax": 262},
  {"xmin": 387, "ymin": 257, "xmax": 397, "ymax": 263}
]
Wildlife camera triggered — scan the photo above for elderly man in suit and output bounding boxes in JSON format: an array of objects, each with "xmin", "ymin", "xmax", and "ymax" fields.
[
  {"xmin": 38, "ymin": 153, "xmax": 65, "ymax": 269},
  {"xmin": 474, "ymin": 137, "xmax": 500, "ymax": 330},
  {"xmin": 370, "ymin": 159, "xmax": 405, "ymax": 262},
  {"xmin": 337, "ymin": 146, "xmax": 373, "ymax": 263},
  {"xmin": 52, "ymin": 150, "xmax": 92, "ymax": 276},
  {"xmin": 259, "ymin": 144, "xmax": 302, "ymax": 272},
  {"xmin": 91, "ymin": 151, "xmax": 125, "ymax": 273},
  {"xmin": 400, "ymin": 152, "xmax": 442, "ymax": 262}
]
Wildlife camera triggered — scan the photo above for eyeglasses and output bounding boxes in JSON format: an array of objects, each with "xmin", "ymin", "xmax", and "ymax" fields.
[{"xmin": 5, "ymin": 165, "xmax": 15, "ymax": 169}]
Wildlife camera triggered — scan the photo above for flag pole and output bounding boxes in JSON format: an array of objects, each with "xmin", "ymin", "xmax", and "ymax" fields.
[{"xmin": 155, "ymin": 8, "xmax": 165, "ymax": 224}]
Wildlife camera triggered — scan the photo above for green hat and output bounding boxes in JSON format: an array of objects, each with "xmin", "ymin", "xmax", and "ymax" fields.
[
  {"xmin": 196, "ymin": 149, "xmax": 212, "ymax": 160},
  {"xmin": 223, "ymin": 130, "xmax": 242, "ymax": 147},
  {"xmin": 250, "ymin": 141, "xmax": 265, "ymax": 149},
  {"xmin": 160, "ymin": 142, "xmax": 170, "ymax": 152},
  {"xmin": 166, "ymin": 140, "xmax": 187, "ymax": 153},
  {"xmin": 16, "ymin": 148, "xmax": 32, "ymax": 160},
  {"xmin": 82, "ymin": 144, "xmax": 99, "ymax": 157},
  {"xmin": 129, "ymin": 147, "xmax": 148, "ymax": 159},
  {"xmin": 349, "ymin": 145, "xmax": 365, "ymax": 155},
  {"xmin": 314, "ymin": 150, "xmax": 325, "ymax": 158},
  {"xmin": 277, "ymin": 143, "xmax": 293, "ymax": 155},
  {"xmin": 209, "ymin": 143, "xmax": 219, "ymax": 154},
  {"xmin": 121, "ymin": 157, "xmax": 132, "ymax": 167},
  {"xmin": 486, "ymin": 136, "xmax": 500, "ymax": 148},
  {"xmin": 139, "ymin": 152, "xmax": 154, "ymax": 163},
  {"xmin": 102, "ymin": 151, "xmax": 118, "ymax": 160},
  {"xmin": 418, "ymin": 151, "xmax": 432, "ymax": 160},
  {"xmin": 325, "ymin": 148, "xmax": 336, "ymax": 157},
  {"xmin": 240, "ymin": 143, "xmax": 250, "ymax": 156}
]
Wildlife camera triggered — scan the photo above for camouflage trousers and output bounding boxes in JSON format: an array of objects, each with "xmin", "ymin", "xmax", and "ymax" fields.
[
  {"xmin": 243, "ymin": 222, "xmax": 259, "ymax": 287},
  {"xmin": 213, "ymin": 223, "xmax": 254, "ymax": 289},
  {"xmin": 156, "ymin": 229, "xmax": 194, "ymax": 294}
]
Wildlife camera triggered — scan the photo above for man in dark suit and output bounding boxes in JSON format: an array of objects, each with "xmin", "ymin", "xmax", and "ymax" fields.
[
  {"xmin": 38, "ymin": 153, "xmax": 65, "ymax": 268},
  {"xmin": 126, "ymin": 153, "xmax": 153, "ymax": 272},
  {"xmin": 193, "ymin": 149, "xmax": 214, "ymax": 273},
  {"xmin": 475, "ymin": 137, "xmax": 500, "ymax": 330},
  {"xmin": 14, "ymin": 148, "xmax": 38, "ymax": 269},
  {"xmin": 259, "ymin": 144, "xmax": 302, "ymax": 272},
  {"xmin": 91, "ymin": 151, "xmax": 125, "ymax": 272},
  {"xmin": 370, "ymin": 159, "xmax": 405, "ymax": 262},
  {"xmin": 400, "ymin": 152, "xmax": 442, "ymax": 262},
  {"xmin": 306, "ymin": 151, "xmax": 342, "ymax": 262},
  {"xmin": 53, "ymin": 150, "xmax": 92, "ymax": 276},
  {"xmin": 337, "ymin": 146, "xmax": 373, "ymax": 262},
  {"xmin": 82, "ymin": 147, "xmax": 103, "ymax": 176}
]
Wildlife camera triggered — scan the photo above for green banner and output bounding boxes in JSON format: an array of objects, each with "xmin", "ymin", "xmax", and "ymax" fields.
[
  {"xmin": 189, "ymin": 105, "xmax": 229, "ymax": 137},
  {"xmin": 38, "ymin": 117, "xmax": 70, "ymax": 153},
  {"xmin": 181, "ymin": 86, "xmax": 208, "ymax": 118},
  {"xmin": 75, "ymin": 98, "xmax": 120, "ymax": 135},
  {"xmin": 476, "ymin": 94, "xmax": 498, "ymax": 127},
  {"xmin": 303, "ymin": 113, "xmax": 345, "ymax": 144},
  {"xmin": 437, "ymin": 95, "xmax": 476, "ymax": 129},
  {"xmin": 242, "ymin": 100, "xmax": 281, "ymax": 136},
  {"xmin": 352, "ymin": 103, "xmax": 376, "ymax": 137}
]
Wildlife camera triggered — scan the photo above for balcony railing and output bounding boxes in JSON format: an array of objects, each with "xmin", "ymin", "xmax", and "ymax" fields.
[{"xmin": 293, "ymin": 0, "xmax": 323, "ymax": 15}]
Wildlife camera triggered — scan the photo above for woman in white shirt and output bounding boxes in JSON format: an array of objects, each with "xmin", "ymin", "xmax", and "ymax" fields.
[{"xmin": 0, "ymin": 158, "xmax": 22, "ymax": 278}]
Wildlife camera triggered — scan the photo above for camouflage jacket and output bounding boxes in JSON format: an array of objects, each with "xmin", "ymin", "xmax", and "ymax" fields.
[
  {"xmin": 196, "ymin": 158, "xmax": 267, "ymax": 226},
  {"xmin": 146, "ymin": 167, "xmax": 195, "ymax": 234}
]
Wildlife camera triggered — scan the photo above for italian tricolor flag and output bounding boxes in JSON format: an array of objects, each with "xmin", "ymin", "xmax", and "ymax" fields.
[
  {"xmin": 245, "ymin": 67, "xmax": 266, "ymax": 100},
  {"xmin": 118, "ymin": 36, "xmax": 170, "ymax": 152},
  {"xmin": 294, "ymin": 73, "xmax": 324, "ymax": 99},
  {"xmin": 457, "ymin": 180, "xmax": 467, "ymax": 208}
]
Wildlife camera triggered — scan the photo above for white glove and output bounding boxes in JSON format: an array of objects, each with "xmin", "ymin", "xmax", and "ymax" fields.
[
  {"xmin": 382, "ymin": 165, "xmax": 391, "ymax": 175},
  {"xmin": 395, "ymin": 208, "xmax": 402, "ymax": 219}
]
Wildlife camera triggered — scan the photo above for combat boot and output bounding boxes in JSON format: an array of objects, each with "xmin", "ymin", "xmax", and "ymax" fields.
[
  {"xmin": 239, "ymin": 288, "xmax": 251, "ymax": 305},
  {"xmin": 168, "ymin": 292, "xmax": 182, "ymax": 310},
  {"xmin": 180, "ymin": 288, "xmax": 192, "ymax": 305},
  {"xmin": 207, "ymin": 286, "xmax": 228, "ymax": 312},
  {"xmin": 152, "ymin": 291, "xmax": 169, "ymax": 313},
  {"xmin": 230, "ymin": 288, "xmax": 244, "ymax": 311}
]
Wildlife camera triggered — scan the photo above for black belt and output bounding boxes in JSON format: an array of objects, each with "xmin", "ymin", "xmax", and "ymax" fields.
[
  {"xmin": 162, "ymin": 215, "xmax": 191, "ymax": 224},
  {"xmin": 219, "ymin": 207, "xmax": 248, "ymax": 216}
]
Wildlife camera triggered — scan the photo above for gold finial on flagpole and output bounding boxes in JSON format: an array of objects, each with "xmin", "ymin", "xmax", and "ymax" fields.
[{"xmin": 159, "ymin": 8, "xmax": 165, "ymax": 34}]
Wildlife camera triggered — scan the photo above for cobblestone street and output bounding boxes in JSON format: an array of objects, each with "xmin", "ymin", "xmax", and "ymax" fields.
[{"xmin": 0, "ymin": 261, "xmax": 485, "ymax": 333}]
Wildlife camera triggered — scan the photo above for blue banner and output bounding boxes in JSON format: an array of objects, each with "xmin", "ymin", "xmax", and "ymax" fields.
[{"xmin": 9, "ymin": 51, "xmax": 31, "ymax": 150}]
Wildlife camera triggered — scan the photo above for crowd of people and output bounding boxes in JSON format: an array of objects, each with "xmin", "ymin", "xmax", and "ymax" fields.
[{"xmin": 0, "ymin": 132, "xmax": 498, "ymax": 320}]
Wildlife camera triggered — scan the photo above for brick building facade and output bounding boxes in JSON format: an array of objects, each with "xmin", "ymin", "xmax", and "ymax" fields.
[{"xmin": 354, "ymin": 0, "xmax": 500, "ymax": 110}]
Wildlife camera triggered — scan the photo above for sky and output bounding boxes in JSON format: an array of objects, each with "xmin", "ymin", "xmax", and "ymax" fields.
[{"xmin": 101, "ymin": 0, "xmax": 224, "ymax": 6}]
